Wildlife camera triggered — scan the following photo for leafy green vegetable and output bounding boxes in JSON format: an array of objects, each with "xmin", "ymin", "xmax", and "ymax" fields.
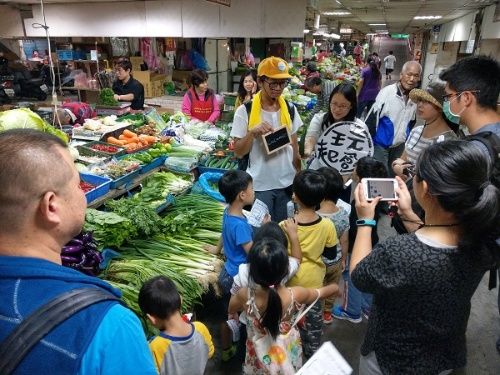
[
  {"xmin": 99, "ymin": 88, "xmax": 119, "ymax": 106},
  {"xmin": 83, "ymin": 208, "xmax": 137, "ymax": 249},
  {"xmin": 104, "ymin": 198, "xmax": 162, "ymax": 237}
]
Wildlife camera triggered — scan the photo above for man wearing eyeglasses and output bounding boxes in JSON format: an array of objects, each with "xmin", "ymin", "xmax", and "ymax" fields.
[
  {"xmin": 365, "ymin": 60, "xmax": 422, "ymax": 177},
  {"xmin": 112, "ymin": 59, "xmax": 145, "ymax": 111},
  {"xmin": 231, "ymin": 57, "xmax": 303, "ymax": 222}
]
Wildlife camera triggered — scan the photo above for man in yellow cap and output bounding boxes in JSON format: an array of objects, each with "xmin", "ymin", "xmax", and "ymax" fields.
[{"xmin": 231, "ymin": 56, "xmax": 302, "ymax": 222}]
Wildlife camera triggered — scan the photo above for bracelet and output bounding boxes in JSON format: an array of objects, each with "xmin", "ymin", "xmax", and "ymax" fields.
[{"xmin": 356, "ymin": 219, "xmax": 376, "ymax": 227}]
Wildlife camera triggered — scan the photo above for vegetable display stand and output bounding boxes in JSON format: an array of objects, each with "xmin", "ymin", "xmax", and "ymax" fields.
[
  {"xmin": 140, "ymin": 155, "xmax": 167, "ymax": 174},
  {"xmin": 80, "ymin": 173, "xmax": 112, "ymax": 204},
  {"xmin": 81, "ymin": 141, "xmax": 126, "ymax": 158},
  {"xmin": 110, "ymin": 169, "xmax": 141, "ymax": 189},
  {"xmin": 75, "ymin": 145, "xmax": 112, "ymax": 165}
]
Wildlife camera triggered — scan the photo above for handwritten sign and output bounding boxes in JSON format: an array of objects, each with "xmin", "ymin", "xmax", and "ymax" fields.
[
  {"xmin": 262, "ymin": 126, "xmax": 291, "ymax": 155},
  {"xmin": 315, "ymin": 121, "xmax": 373, "ymax": 174}
]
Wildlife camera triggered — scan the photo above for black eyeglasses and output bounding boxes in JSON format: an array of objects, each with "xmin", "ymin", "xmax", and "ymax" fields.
[
  {"xmin": 264, "ymin": 80, "xmax": 288, "ymax": 90},
  {"xmin": 442, "ymin": 90, "xmax": 480, "ymax": 102}
]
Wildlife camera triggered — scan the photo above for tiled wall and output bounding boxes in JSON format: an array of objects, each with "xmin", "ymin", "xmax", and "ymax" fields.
[{"xmin": 145, "ymin": 95, "xmax": 183, "ymax": 113}]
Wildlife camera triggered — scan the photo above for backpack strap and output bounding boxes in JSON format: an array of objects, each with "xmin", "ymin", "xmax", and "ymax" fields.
[
  {"xmin": 467, "ymin": 131, "xmax": 500, "ymax": 164},
  {"xmin": 0, "ymin": 287, "xmax": 121, "ymax": 375}
]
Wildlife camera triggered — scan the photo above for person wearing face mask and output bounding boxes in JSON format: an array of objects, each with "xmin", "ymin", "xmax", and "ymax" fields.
[
  {"xmin": 439, "ymin": 55, "xmax": 500, "ymax": 355},
  {"xmin": 391, "ymin": 82, "xmax": 458, "ymax": 179},
  {"xmin": 364, "ymin": 61, "xmax": 422, "ymax": 177},
  {"xmin": 231, "ymin": 57, "xmax": 303, "ymax": 223},
  {"xmin": 234, "ymin": 69, "xmax": 257, "ymax": 110}
]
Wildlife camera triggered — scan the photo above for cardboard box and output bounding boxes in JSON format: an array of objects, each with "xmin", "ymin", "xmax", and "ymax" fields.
[
  {"xmin": 129, "ymin": 57, "xmax": 145, "ymax": 70},
  {"xmin": 132, "ymin": 70, "xmax": 151, "ymax": 84},
  {"xmin": 143, "ymin": 74, "xmax": 168, "ymax": 98}
]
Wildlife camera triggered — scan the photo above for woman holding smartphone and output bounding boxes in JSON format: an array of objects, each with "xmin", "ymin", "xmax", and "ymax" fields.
[
  {"xmin": 391, "ymin": 82, "xmax": 458, "ymax": 179},
  {"xmin": 350, "ymin": 140, "xmax": 500, "ymax": 375}
]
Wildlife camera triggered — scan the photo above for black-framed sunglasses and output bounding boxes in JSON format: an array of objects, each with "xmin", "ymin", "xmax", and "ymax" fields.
[
  {"xmin": 264, "ymin": 80, "xmax": 288, "ymax": 90},
  {"xmin": 442, "ymin": 90, "xmax": 480, "ymax": 102}
]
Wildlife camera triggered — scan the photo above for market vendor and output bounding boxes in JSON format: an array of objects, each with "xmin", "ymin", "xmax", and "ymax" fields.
[
  {"xmin": 112, "ymin": 59, "xmax": 145, "ymax": 111},
  {"xmin": 181, "ymin": 69, "xmax": 220, "ymax": 123},
  {"xmin": 303, "ymin": 77, "xmax": 336, "ymax": 124}
]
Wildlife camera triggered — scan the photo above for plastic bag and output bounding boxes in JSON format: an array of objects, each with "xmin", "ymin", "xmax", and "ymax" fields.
[
  {"xmin": 190, "ymin": 49, "xmax": 211, "ymax": 71},
  {"xmin": 198, "ymin": 172, "xmax": 225, "ymax": 202}
]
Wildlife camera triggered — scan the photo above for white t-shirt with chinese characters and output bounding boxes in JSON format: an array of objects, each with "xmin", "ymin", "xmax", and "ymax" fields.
[
  {"xmin": 306, "ymin": 114, "xmax": 369, "ymax": 171},
  {"xmin": 231, "ymin": 104, "xmax": 302, "ymax": 191}
]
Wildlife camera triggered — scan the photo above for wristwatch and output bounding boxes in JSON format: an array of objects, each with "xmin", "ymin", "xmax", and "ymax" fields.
[{"xmin": 356, "ymin": 219, "xmax": 376, "ymax": 227}]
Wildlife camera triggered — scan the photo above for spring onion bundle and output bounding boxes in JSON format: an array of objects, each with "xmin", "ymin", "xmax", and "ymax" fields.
[{"xmin": 120, "ymin": 237, "xmax": 223, "ymax": 293}]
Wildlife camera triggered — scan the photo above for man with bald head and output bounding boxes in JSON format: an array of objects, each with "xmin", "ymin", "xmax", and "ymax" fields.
[
  {"xmin": 365, "ymin": 61, "xmax": 422, "ymax": 176},
  {"xmin": 0, "ymin": 129, "xmax": 156, "ymax": 374}
]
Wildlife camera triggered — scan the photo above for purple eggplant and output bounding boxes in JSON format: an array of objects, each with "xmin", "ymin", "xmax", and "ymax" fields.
[
  {"xmin": 61, "ymin": 255, "xmax": 80, "ymax": 263},
  {"xmin": 62, "ymin": 245, "xmax": 84, "ymax": 254}
]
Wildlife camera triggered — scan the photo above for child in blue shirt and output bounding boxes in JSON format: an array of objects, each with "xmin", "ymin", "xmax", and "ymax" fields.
[{"xmin": 203, "ymin": 170, "xmax": 268, "ymax": 361}]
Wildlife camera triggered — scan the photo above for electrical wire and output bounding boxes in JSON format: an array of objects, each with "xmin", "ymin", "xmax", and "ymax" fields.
[{"xmin": 31, "ymin": 0, "xmax": 63, "ymax": 128}]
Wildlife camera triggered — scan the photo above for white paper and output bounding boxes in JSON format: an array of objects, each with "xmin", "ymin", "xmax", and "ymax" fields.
[
  {"xmin": 295, "ymin": 342, "xmax": 353, "ymax": 375},
  {"xmin": 246, "ymin": 199, "xmax": 269, "ymax": 227}
]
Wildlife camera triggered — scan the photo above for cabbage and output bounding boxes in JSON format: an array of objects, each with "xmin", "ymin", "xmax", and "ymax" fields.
[
  {"xmin": 0, "ymin": 108, "xmax": 45, "ymax": 131},
  {"xmin": 0, "ymin": 108, "xmax": 68, "ymax": 144}
]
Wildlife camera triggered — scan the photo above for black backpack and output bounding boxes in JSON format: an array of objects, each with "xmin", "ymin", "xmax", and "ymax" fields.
[
  {"xmin": 238, "ymin": 100, "xmax": 296, "ymax": 170},
  {"xmin": 467, "ymin": 131, "xmax": 500, "ymax": 188}
]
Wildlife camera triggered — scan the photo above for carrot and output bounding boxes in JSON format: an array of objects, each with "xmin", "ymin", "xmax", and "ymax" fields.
[
  {"xmin": 118, "ymin": 134, "xmax": 128, "ymax": 141},
  {"xmin": 141, "ymin": 135, "xmax": 156, "ymax": 144},
  {"xmin": 107, "ymin": 137, "xmax": 126, "ymax": 146},
  {"xmin": 124, "ymin": 137, "xmax": 139, "ymax": 144},
  {"xmin": 123, "ymin": 129, "xmax": 137, "ymax": 138},
  {"xmin": 126, "ymin": 142, "xmax": 137, "ymax": 149}
]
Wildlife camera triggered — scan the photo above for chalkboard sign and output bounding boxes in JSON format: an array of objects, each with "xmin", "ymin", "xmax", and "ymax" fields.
[{"xmin": 262, "ymin": 126, "xmax": 291, "ymax": 155}]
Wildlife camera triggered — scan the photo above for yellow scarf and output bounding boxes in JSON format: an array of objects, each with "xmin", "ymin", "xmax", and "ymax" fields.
[{"xmin": 248, "ymin": 91, "xmax": 292, "ymax": 131}]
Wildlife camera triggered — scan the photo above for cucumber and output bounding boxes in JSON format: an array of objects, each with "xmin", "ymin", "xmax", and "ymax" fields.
[
  {"xmin": 220, "ymin": 156, "xmax": 231, "ymax": 169},
  {"xmin": 299, "ymin": 125, "xmax": 308, "ymax": 157}
]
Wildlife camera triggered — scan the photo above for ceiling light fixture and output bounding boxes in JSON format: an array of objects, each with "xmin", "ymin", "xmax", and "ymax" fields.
[
  {"xmin": 322, "ymin": 11, "xmax": 351, "ymax": 16},
  {"xmin": 414, "ymin": 15, "xmax": 442, "ymax": 19},
  {"xmin": 335, "ymin": 0, "xmax": 342, "ymax": 4},
  {"xmin": 304, "ymin": 29, "xmax": 310, "ymax": 33},
  {"xmin": 368, "ymin": 23, "xmax": 386, "ymax": 26}
]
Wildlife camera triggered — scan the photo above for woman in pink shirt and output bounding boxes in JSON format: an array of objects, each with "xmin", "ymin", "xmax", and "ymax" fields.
[{"xmin": 181, "ymin": 69, "xmax": 220, "ymax": 123}]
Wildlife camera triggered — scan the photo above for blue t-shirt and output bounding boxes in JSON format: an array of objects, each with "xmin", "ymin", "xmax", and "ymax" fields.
[{"xmin": 221, "ymin": 207, "xmax": 253, "ymax": 276}]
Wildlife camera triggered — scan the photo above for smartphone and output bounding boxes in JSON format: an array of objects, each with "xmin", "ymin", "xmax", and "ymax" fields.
[{"xmin": 361, "ymin": 178, "xmax": 398, "ymax": 201}]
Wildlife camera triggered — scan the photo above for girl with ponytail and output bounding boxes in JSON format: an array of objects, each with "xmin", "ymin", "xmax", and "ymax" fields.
[
  {"xmin": 356, "ymin": 56, "xmax": 382, "ymax": 120},
  {"xmin": 229, "ymin": 238, "xmax": 340, "ymax": 374},
  {"xmin": 349, "ymin": 140, "xmax": 500, "ymax": 375}
]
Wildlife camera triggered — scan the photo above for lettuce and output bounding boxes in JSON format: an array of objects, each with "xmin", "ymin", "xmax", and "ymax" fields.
[{"xmin": 0, "ymin": 108, "xmax": 68, "ymax": 144}]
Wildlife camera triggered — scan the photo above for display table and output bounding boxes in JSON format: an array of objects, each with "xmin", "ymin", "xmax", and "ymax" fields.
[{"xmin": 87, "ymin": 167, "xmax": 160, "ymax": 208}]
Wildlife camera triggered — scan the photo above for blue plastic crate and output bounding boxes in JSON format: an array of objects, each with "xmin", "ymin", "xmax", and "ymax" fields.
[
  {"xmin": 56, "ymin": 50, "xmax": 86, "ymax": 61},
  {"xmin": 198, "ymin": 166, "xmax": 230, "ymax": 174},
  {"xmin": 110, "ymin": 169, "xmax": 141, "ymax": 189},
  {"xmin": 80, "ymin": 173, "xmax": 112, "ymax": 204}
]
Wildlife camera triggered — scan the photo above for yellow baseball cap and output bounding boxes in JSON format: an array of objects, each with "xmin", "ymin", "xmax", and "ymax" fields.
[{"xmin": 257, "ymin": 57, "xmax": 292, "ymax": 80}]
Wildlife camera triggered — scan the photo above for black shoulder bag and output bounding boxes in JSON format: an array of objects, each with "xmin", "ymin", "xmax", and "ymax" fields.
[{"xmin": 0, "ymin": 287, "xmax": 121, "ymax": 375}]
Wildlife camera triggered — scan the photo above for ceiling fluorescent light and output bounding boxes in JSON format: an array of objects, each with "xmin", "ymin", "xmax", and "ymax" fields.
[
  {"xmin": 414, "ymin": 15, "xmax": 442, "ymax": 20},
  {"xmin": 304, "ymin": 29, "xmax": 310, "ymax": 33},
  {"xmin": 368, "ymin": 23, "xmax": 386, "ymax": 26},
  {"xmin": 335, "ymin": 0, "xmax": 342, "ymax": 4},
  {"xmin": 322, "ymin": 11, "xmax": 350, "ymax": 16}
]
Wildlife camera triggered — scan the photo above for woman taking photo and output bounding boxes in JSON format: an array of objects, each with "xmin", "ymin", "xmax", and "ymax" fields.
[
  {"xmin": 350, "ymin": 140, "xmax": 500, "ymax": 375},
  {"xmin": 181, "ymin": 69, "xmax": 220, "ymax": 123},
  {"xmin": 304, "ymin": 83, "xmax": 369, "ymax": 170},
  {"xmin": 234, "ymin": 69, "xmax": 257, "ymax": 110},
  {"xmin": 392, "ymin": 82, "xmax": 458, "ymax": 179}
]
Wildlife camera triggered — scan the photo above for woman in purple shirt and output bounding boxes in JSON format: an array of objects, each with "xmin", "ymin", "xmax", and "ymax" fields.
[{"xmin": 356, "ymin": 57, "xmax": 382, "ymax": 120}]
